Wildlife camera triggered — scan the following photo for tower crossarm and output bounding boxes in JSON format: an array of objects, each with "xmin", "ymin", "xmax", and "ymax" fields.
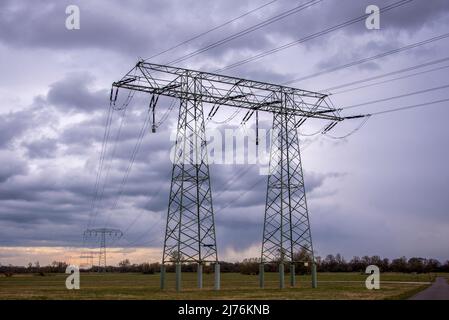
[
  {"xmin": 84, "ymin": 228, "xmax": 123, "ymax": 237},
  {"xmin": 112, "ymin": 61, "xmax": 345, "ymax": 122}
]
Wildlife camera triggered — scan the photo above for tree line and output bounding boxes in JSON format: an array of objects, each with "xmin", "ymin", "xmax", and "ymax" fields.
[{"xmin": 2, "ymin": 253, "xmax": 449, "ymax": 276}]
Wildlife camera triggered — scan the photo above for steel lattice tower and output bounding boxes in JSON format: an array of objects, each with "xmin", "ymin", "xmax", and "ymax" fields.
[
  {"xmin": 99, "ymin": 231, "xmax": 106, "ymax": 268},
  {"xmin": 162, "ymin": 75, "xmax": 218, "ymax": 288},
  {"xmin": 79, "ymin": 251, "xmax": 96, "ymax": 269},
  {"xmin": 84, "ymin": 228, "xmax": 123, "ymax": 272},
  {"xmin": 260, "ymin": 92, "xmax": 314, "ymax": 288}
]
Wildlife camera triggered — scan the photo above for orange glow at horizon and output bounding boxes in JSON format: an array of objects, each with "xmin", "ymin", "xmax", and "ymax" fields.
[
  {"xmin": 0, "ymin": 244, "xmax": 260, "ymax": 266},
  {"xmin": 0, "ymin": 246, "xmax": 162, "ymax": 267}
]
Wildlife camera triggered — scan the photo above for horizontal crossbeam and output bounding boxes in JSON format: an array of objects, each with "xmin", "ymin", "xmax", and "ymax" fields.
[
  {"xmin": 84, "ymin": 228, "xmax": 123, "ymax": 237},
  {"xmin": 112, "ymin": 61, "xmax": 346, "ymax": 121}
]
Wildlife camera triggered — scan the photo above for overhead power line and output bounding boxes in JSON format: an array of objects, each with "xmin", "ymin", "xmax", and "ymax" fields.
[
  {"xmin": 89, "ymin": 69, "xmax": 139, "ymax": 230},
  {"xmin": 342, "ymin": 83, "xmax": 449, "ymax": 110},
  {"xmin": 215, "ymin": 0, "xmax": 413, "ymax": 72},
  {"xmin": 144, "ymin": 0, "xmax": 279, "ymax": 62},
  {"xmin": 306, "ymin": 96, "xmax": 449, "ymax": 139},
  {"xmin": 95, "ymin": 107, "xmax": 128, "ymax": 218},
  {"xmin": 332, "ymin": 64, "xmax": 449, "ymax": 95},
  {"xmin": 370, "ymin": 97, "xmax": 449, "ymax": 116},
  {"xmin": 89, "ymin": 104, "xmax": 114, "ymax": 228},
  {"xmin": 167, "ymin": 0, "xmax": 322, "ymax": 65},
  {"xmin": 322, "ymin": 56, "xmax": 449, "ymax": 92},
  {"xmin": 155, "ymin": 99, "xmax": 177, "ymax": 128},
  {"xmin": 283, "ymin": 31, "xmax": 449, "ymax": 85},
  {"xmin": 103, "ymin": 108, "xmax": 151, "ymax": 228},
  {"xmin": 324, "ymin": 115, "xmax": 371, "ymax": 139}
]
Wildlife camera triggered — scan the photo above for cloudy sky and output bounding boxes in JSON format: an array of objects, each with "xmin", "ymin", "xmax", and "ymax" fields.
[{"xmin": 1, "ymin": 0, "xmax": 449, "ymax": 266}]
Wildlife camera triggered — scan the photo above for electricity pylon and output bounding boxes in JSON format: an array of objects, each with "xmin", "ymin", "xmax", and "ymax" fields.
[
  {"xmin": 162, "ymin": 75, "xmax": 218, "ymax": 291},
  {"xmin": 79, "ymin": 251, "xmax": 96, "ymax": 269},
  {"xmin": 111, "ymin": 61, "xmax": 365, "ymax": 290},
  {"xmin": 84, "ymin": 228, "xmax": 123, "ymax": 272},
  {"xmin": 260, "ymin": 92, "xmax": 315, "ymax": 288}
]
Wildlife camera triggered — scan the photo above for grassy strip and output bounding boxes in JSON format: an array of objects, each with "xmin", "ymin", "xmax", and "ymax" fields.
[{"xmin": 0, "ymin": 272, "xmax": 438, "ymax": 300}]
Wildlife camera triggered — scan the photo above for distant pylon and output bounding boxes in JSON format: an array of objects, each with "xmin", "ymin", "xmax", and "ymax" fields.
[
  {"xmin": 84, "ymin": 228, "xmax": 123, "ymax": 272},
  {"xmin": 260, "ymin": 92, "xmax": 314, "ymax": 288},
  {"xmin": 79, "ymin": 251, "xmax": 96, "ymax": 269}
]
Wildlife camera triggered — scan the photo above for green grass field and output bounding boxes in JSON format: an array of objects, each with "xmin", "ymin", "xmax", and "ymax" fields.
[{"xmin": 0, "ymin": 272, "xmax": 438, "ymax": 300}]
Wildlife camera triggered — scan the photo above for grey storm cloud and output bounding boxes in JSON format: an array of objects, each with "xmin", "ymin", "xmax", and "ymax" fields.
[
  {"xmin": 2, "ymin": 0, "xmax": 446, "ymax": 67},
  {"xmin": 0, "ymin": 152, "xmax": 28, "ymax": 183},
  {"xmin": 0, "ymin": 0, "xmax": 159, "ymax": 54},
  {"xmin": 0, "ymin": 0, "xmax": 273, "ymax": 59},
  {"xmin": 46, "ymin": 73, "xmax": 108, "ymax": 113},
  {"xmin": 22, "ymin": 138, "xmax": 58, "ymax": 158},
  {"xmin": 0, "ymin": 110, "xmax": 32, "ymax": 148},
  {"xmin": 1, "ymin": 0, "xmax": 449, "ymax": 262}
]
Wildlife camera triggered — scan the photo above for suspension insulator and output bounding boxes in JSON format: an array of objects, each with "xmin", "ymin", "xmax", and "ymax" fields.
[
  {"xmin": 113, "ymin": 88, "xmax": 119, "ymax": 104},
  {"xmin": 256, "ymin": 110, "xmax": 259, "ymax": 146}
]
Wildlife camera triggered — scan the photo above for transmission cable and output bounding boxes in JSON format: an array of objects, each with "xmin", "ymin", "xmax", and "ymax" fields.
[
  {"xmin": 167, "ymin": 0, "xmax": 322, "ymax": 65},
  {"xmin": 88, "ymin": 103, "xmax": 114, "ymax": 228},
  {"xmin": 324, "ymin": 115, "xmax": 371, "ymax": 139},
  {"xmin": 156, "ymin": 99, "xmax": 177, "ymax": 127},
  {"xmin": 332, "ymin": 64, "xmax": 449, "ymax": 95},
  {"xmin": 215, "ymin": 0, "xmax": 413, "ymax": 72},
  {"xmin": 103, "ymin": 108, "xmax": 152, "ymax": 227},
  {"xmin": 298, "ymin": 125, "xmax": 326, "ymax": 137},
  {"xmin": 208, "ymin": 109, "xmax": 242, "ymax": 125},
  {"xmin": 322, "ymin": 56, "xmax": 449, "ymax": 92},
  {"xmin": 283, "ymin": 32, "xmax": 449, "ymax": 85},
  {"xmin": 144, "ymin": 0, "xmax": 279, "ymax": 62},
  {"xmin": 342, "ymin": 83, "xmax": 449, "ymax": 110},
  {"xmin": 94, "ymin": 107, "xmax": 129, "ymax": 218},
  {"xmin": 328, "ymin": 85, "xmax": 449, "ymax": 136},
  {"xmin": 369, "ymin": 97, "xmax": 449, "ymax": 116}
]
